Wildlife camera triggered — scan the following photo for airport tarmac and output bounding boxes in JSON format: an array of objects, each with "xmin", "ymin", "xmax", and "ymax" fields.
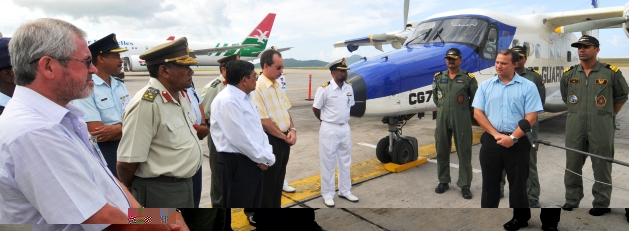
[{"xmin": 121, "ymin": 68, "xmax": 629, "ymax": 230}]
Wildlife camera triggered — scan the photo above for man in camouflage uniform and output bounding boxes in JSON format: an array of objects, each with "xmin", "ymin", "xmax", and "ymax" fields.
[
  {"xmin": 560, "ymin": 35, "xmax": 628, "ymax": 216},
  {"xmin": 432, "ymin": 48, "xmax": 478, "ymax": 199},
  {"xmin": 499, "ymin": 45, "xmax": 546, "ymax": 208}
]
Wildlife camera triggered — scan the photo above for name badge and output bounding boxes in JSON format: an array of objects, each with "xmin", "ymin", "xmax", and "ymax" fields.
[
  {"xmin": 595, "ymin": 79, "xmax": 608, "ymax": 85},
  {"xmin": 439, "ymin": 79, "xmax": 448, "ymax": 83},
  {"xmin": 456, "ymin": 79, "xmax": 465, "ymax": 83},
  {"xmin": 568, "ymin": 78, "xmax": 580, "ymax": 84}
]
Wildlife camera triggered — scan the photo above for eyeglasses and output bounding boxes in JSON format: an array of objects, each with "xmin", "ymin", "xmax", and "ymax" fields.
[
  {"xmin": 29, "ymin": 56, "xmax": 93, "ymax": 69},
  {"xmin": 275, "ymin": 65, "xmax": 284, "ymax": 71}
]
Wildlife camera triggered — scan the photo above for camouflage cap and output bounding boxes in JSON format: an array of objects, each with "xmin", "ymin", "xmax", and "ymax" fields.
[{"xmin": 140, "ymin": 37, "xmax": 197, "ymax": 66}]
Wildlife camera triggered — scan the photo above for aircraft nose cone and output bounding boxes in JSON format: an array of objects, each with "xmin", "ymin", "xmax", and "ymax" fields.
[{"xmin": 348, "ymin": 72, "xmax": 366, "ymax": 117}]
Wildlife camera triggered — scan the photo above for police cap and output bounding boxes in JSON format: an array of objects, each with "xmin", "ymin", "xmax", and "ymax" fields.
[
  {"xmin": 140, "ymin": 37, "xmax": 197, "ymax": 66},
  {"xmin": 0, "ymin": 38, "xmax": 10, "ymax": 70},
  {"xmin": 88, "ymin": 33, "xmax": 128, "ymax": 59},
  {"xmin": 444, "ymin": 48, "xmax": 462, "ymax": 59},
  {"xmin": 571, "ymin": 35, "xmax": 600, "ymax": 48},
  {"xmin": 326, "ymin": 58, "xmax": 350, "ymax": 71}
]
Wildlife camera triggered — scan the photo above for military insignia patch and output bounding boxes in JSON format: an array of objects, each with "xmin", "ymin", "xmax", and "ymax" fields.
[
  {"xmin": 210, "ymin": 79, "xmax": 221, "ymax": 88},
  {"xmin": 595, "ymin": 79, "xmax": 608, "ymax": 85},
  {"xmin": 466, "ymin": 72, "xmax": 475, "ymax": 79},
  {"xmin": 457, "ymin": 94, "xmax": 464, "ymax": 104},
  {"xmin": 568, "ymin": 95, "xmax": 578, "ymax": 104},
  {"xmin": 439, "ymin": 79, "xmax": 448, "ymax": 83},
  {"xmin": 142, "ymin": 87, "xmax": 159, "ymax": 102},
  {"xmin": 596, "ymin": 95, "xmax": 606, "ymax": 107},
  {"xmin": 568, "ymin": 78, "xmax": 580, "ymax": 84},
  {"xmin": 437, "ymin": 91, "xmax": 443, "ymax": 99},
  {"xmin": 322, "ymin": 81, "xmax": 329, "ymax": 87},
  {"xmin": 434, "ymin": 72, "xmax": 440, "ymax": 79},
  {"xmin": 563, "ymin": 66, "xmax": 574, "ymax": 73},
  {"xmin": 456, "ymin": 79, "xmax": 465, "ymax": 83},
  {"xmin": 161, "ymin": 91, "xmax": 173, "ymax": 103},
  {"xmin": 606, "ymin": 64, "xmax": 619, "ymax": 73},
  {"xmin": 347, "ymin": 92, "xmax": 352, "ymax": 96},
  {"xmin": 532, "ymin": 69, "xmax": 541, "ymax": 76}
]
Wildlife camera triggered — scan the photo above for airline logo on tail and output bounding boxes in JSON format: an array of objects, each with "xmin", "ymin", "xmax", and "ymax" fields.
[{"xmin": 241, "ymin": 13, "xmax": 275, "ymax": 48}]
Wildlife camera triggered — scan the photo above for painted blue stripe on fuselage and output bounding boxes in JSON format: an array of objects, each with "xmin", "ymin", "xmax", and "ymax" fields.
[{"xmin": 348, "ymin": 14, "xmax": 516, "ymax": 100}]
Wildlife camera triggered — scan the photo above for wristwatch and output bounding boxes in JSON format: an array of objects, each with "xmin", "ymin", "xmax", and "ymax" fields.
[
  {"xmin": 290, "ymin": 127, "xmax": 297, "ymax": 132},
  {"xmin": 509, "ymin": 135, "xmax": 518, "ymax": 143}
]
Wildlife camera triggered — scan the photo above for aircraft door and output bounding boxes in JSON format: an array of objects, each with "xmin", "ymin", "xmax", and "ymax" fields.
[{"xmin": 479, "ymin": 27, "xmax": 498, "ymax": 75}]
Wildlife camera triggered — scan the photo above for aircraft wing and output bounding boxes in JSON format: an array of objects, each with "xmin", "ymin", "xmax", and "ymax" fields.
[
  {"xmin": 542, "ymin": 6, "xmax": 624, "ymax": 28},
  {"xmin": 334, "ymin": 32, "xmax": 410, "ymax": 52},
  {"xmin": 251, "ymin": 46, "xmax": 293, "ymax": 56},
  {"xmin": 192, "ymin": 44, "xmax": 258, "ymax": 55}
]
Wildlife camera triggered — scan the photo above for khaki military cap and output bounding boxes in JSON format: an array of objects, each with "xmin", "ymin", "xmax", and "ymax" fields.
[
  {"xmin": 140, "ymin": 37, "xmax": 197, "ymax": 66},
  {"xmin": 217, "ymin": 54, "xmax": 240, "ymax": 65}
]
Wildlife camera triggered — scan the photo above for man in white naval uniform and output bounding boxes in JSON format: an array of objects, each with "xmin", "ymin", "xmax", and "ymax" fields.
[{"xmin": 312, "ymin": 58, "xmax": 359, "ymax": 207}]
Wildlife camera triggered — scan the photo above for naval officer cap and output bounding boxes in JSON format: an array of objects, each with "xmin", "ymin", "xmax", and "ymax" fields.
[
  {"xmin": 0, "ymin": 37, "xmax": 11, "ymax": 69},
  {"xmin": 140, "ymin": 37, "xmax": 198, "ymax": 66},
  {"xmin": 88, "ymin": 33, "xmax": 128, "ymax": 59},
  {"xmin": 571, "ymin": 35, "xmax": 600, "ymax": 48},
  {"xmin": 512, "ymin": 46, "xmax": 527, "ymax": 57},
  {"xmin": 217, "ymin": 54, "xmax": 240, "ymax": 66},
  {"xmin": 444, "ymin": 48, "xmax": 462, "ymax": 59},
  {"xmin": 326, "ymin": 58, "xmax": 350, "ymax": 71}
]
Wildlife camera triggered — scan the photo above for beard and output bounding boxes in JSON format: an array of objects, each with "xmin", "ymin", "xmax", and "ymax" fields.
[{"xmin": 53, "ymin": 71, "xmax": 94, "ymax": 102}]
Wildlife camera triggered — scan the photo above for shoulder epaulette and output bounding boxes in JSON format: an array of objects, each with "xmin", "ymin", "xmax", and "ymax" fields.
[
  {"xmin": 210, "ymin": 78, "xmax": 221, "ymax": 88},
  {"xmin": 465, "ymin": 71, "xmax": 475, "ymax": 79},
  {"xmin": 563, "ymin": 66, "xmax": 575, "ymax": 73},
  {"xmin": 142, "ymin": 87, "xmax": 159, "ymax": 102},
  {"xmin": 434, "ymin": 72, "xmax": 441, "ymax": 79},
  {"xmin": 345, "ymin": 81, "xmax": 352, "ymax": 86},
  {"xmin": 527, "ymin": 67, "xmax": 541, "ymax": 76},
  {"xmin": 605, "ymin": 64, "xmax": 619, "ymax": 73},
  {"xmin": 322, "ymin": 81, "xmax": 330, "ymax": 88},
  {"xmin": 113, "ymin": 77, "xmax": 124, "ymax": 83}
]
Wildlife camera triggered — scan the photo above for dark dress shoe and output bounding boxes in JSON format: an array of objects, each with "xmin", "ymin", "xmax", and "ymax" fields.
[
  {"xmin": 462, "ymin": 189, "xmax": 473, "ymax": 199},
  {"xmin": 625, "ymin": 209, "xmax": 629, "ymax": 223},
  {"xmin": 561, "ymin": 203, "xmax": 576, "ymax": 211},
  {"xmin": 528, "ymin": 199, "xmax": 541, "ymax": 208},
  {"xmin": 503, "ymin": 218, "xmax": 528, "ymax": 231},
  {"xmin": 435, "ymin": 183, "xmax": 449, "ymax": 194},
  {"xmin": 542, "ymin": 225, "xmax": 558, "ymax": 231},
  {"xmin": 588, "ymin": 208, "xmax": 611, "ymax": 216}
]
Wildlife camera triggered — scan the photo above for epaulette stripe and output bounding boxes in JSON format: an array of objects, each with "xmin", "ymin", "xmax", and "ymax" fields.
[{"xmin": 322, "ymin": 81, "xmax": 329, "ymax": 87}]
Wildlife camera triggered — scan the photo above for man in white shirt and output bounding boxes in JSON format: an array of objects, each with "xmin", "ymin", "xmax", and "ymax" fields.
[{"xmin": 210, "ymin": 59, "xmax": 275, "ymax": 208}]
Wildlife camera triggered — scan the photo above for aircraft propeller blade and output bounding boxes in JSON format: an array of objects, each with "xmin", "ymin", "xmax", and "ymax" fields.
[
  {"xmin": 403, "ymin": 0, "xmax": 409, "ymax": 30},
  {"xmin": 555, "ymin": 16, "xmax": 627, "ymax": 33}
]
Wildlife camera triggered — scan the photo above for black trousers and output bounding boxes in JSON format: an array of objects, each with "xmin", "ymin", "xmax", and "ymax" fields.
[
  {"xmin": 254, "ymin": 208, "xmax": 320, "ymax": 231},
  {"xmin": 261, "ymin": 132, "xmax": 290, "ymax": 208},
  {"xmin": 98, "ymin": 139, "xmax": 120, "ymax": 178},
  {"xmin": 218, "ymin": 152, "xmax": 264, "ymax": 208},
  {"xmin": 479, "ymin": 132, "xmax": 530, "ymax": 208},
  {"xmin": 513, "ymin": 208, "xmax": 561, "ymax": 226},
  {"xmin": 179, "ymin": 208, "xmax": 226, "ymax": 231},
  {"xmin": 192, "ymin": 165, "xmax": 202, "ymax": 208}
]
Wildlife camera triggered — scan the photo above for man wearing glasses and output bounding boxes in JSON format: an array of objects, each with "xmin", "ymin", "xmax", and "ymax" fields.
[
  {"xmin": 71, "ymin": 33, "xmax": 130, "ymax": 178},
  {"xmin": 116, "ymin": 37, "xmax": 203, "ymax": 208},
  {"xmin": 0, "ymin": 18, "xmax": 191, "ymax": 230},
  {"xmin": 251, "ymin": 48, "xmax": 295, "ymax": 208}
]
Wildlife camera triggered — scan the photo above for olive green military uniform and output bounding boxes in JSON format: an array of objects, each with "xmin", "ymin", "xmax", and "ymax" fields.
[
  {"xmin": 560, "ymin": 62, "xmax": 628, "ymax": 208},
  {"xmin": 500, "ymin": 67, "xmax": 545, "ymax": 200},
  {"xmin": 118, "ymin": 78, "xmax": 203, "ymax": 207},
  {"xmin": 433, "ymin": 69, "xmax": 478, "ymax": 189},
  {"xmin": 200, "ymin": 74, "xmax": 227, "ymax": 208}
]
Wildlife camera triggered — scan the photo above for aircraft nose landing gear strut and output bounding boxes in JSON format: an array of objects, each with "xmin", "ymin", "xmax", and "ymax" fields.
[{"xmin": 375, "ymin": 115, "xmax": 418, "ymax": 164}]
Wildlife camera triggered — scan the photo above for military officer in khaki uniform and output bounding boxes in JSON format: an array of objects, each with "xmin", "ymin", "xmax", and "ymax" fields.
[
  {"xmin": 560, "ymin": 35, "xmax": 628, "ymax": 216},
  {"xmin": 432, "ymin": 48, "xmax": 478, "ymax": 199},
  {"xmin": 499, "ymin": 45, "xmax": 546, "ymax": 207},
  {"xmin": 117, "ymin": 37, "xmax": 202, "ymax": 208},
  {"xmin": 200, "ymin": 53, "xmax": 239, "ymax": 208}
]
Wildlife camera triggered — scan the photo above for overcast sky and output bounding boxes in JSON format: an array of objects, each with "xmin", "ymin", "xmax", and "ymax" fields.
[{"xmin": 0, "ymin": 0, "xmax": 627, "ymax": 62}]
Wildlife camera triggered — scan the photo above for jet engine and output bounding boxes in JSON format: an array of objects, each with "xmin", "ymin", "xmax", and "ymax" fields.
[{"xmin": 126, "ymin": 55, "xmax": 148, "ymax": 72}]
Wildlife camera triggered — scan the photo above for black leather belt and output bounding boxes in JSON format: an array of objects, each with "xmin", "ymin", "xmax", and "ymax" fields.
[
  {"xmin": 499, "ymin": 132, "xmax": 512, "ymax": 135},
  {"xmin": 141, "ymin": 175, "xmax": 188, "ymax": 183}
]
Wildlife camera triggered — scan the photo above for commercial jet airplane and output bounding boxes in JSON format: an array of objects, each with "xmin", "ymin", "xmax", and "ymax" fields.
[
  {"xmin": 86, "ymin": 13, "xmax": 290, "ymax": 75},
  {"xmin": 335, "ymin": 0, "xmax": 629, "ymax": 164}
]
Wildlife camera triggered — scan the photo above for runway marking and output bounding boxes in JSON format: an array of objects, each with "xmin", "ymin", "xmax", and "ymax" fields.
[{"xmin": 358, "ymin": 142, "xmax": 377, "ymax": 148}]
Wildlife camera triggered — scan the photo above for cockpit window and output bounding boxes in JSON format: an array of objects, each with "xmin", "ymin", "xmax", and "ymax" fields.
[{"xmin": 406, "ymin": 18, "xmax": 489, "ymax": 48}]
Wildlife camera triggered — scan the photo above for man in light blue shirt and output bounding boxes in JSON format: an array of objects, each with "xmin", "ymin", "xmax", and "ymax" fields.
[
  {"xmin": 472, "ymin": 49, "xmax": 546, "ymax": 230},
  {"xmin": 72, "ymin": 33, "xmax": 130, "ymax": 178},
  {"xmin": 0, "ymin": 37, "xmax": 14, "ymax": 115}
]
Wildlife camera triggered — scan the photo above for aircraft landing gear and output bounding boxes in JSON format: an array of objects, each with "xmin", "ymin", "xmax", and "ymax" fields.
[{"xmin": 375, "ymin": 115, "xmax": 418, "ymax": 164}]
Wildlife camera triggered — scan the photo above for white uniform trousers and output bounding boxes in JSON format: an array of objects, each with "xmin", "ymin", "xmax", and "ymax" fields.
[{"xmin": 319, "ymin": 121, "xmax": 352, "ymax": 199}]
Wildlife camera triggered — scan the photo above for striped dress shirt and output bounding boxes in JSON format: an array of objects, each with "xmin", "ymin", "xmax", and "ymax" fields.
[{"xmin": 251, "ymin": 75, "xmax": 293, "ymax": 132}]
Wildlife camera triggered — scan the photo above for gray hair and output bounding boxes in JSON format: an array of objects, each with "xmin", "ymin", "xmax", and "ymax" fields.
[{"xmin": 9, "ymin": 18, "xmax": 86, "ymax": 86}]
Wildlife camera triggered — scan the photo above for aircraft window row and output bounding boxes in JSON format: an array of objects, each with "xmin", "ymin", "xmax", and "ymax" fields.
[
  {"xmin": 567, "ymin": 51, "xmax": 572, "ymax": 62},
  {"xmin": 523, "ymin": 42, "xmax": 532, "ymax": 57},
  {"xmin": 535, "ymin": 44, "xmax": 541, "ymax": 59},
  {"xmin": 557, "ymin": 48, "xmax": 562, "ymax": 61},
  {"xmin": 550, "ymin": 46, "xmax": 555, "ymax": 60},
  {"xmin": 406, "ymin": 18, "xmax": 490, "ymax": 48}
]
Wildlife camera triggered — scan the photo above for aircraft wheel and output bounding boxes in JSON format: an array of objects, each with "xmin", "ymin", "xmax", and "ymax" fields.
[
  {"xmin": 392, "ymin": 139, "xmax": 414, "ymax": 164},
  {"xmin": 375, "ymin": 137, "xmax": 392, "ymax": 163}
]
